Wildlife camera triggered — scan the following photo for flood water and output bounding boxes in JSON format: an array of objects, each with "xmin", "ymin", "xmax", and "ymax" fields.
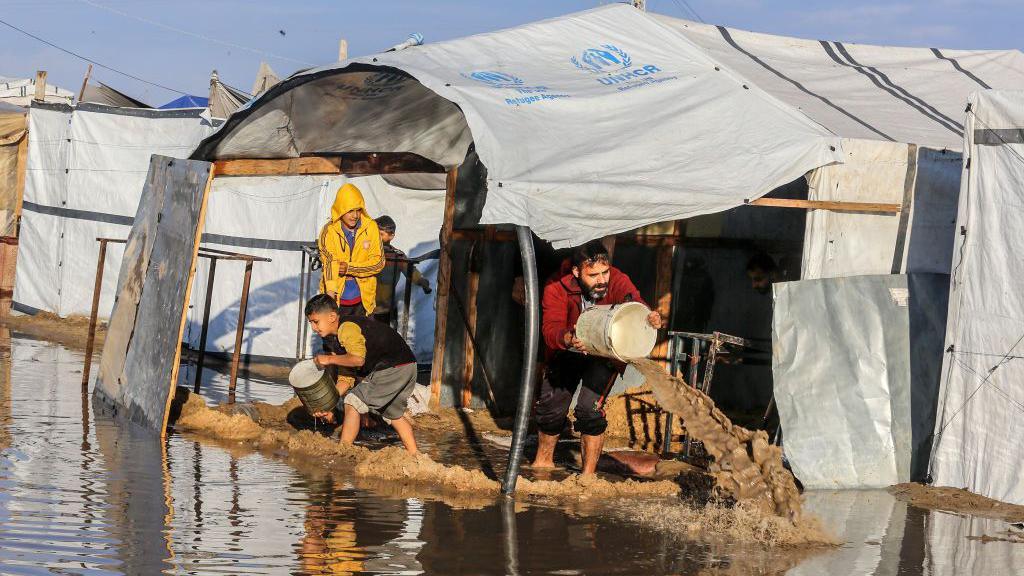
[{"xmin": 2, "ymin": 328, "xmax": 1024, "ymax": 575}]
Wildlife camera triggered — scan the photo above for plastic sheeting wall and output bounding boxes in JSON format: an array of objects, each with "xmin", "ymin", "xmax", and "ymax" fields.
[
  {"xmin": 801, "ymin": 138, "xmax": 961, "ymax": 280},
  {"xmin": 931, "ymin": 90, "xmax": 1024, "ymax": 506},
  {"xmin": 14, "ymin": 103, "xmax": 215, "ymax": 318},
  {"xmin": 773, "ymin": 274, "xmax": 948, "ymax": 489},
  {"xmin": 187, "ymin": 175, "xmax": 443, "ymax": 361},
  {"xmin": 13, "ymin": 103, "xmax": 444, "ymax": 361}
]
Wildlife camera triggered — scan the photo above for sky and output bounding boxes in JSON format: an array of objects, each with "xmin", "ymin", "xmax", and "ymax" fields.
[{"xmin": 1, "ymin": 0, "xmax": 1022, "ymax": 106}]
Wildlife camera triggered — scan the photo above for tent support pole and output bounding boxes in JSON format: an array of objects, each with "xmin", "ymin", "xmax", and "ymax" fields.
[
  {"xmin": 502, "ymin": 225, "xmax": 539, "ymax": 496},
  {"xmin": 428, "ymin": 169, "xmax": 458, "ymax": 407}
]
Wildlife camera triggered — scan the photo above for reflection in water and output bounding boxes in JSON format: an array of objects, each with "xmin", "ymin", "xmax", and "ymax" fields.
[{"xmin": 1, "ymin": 330, "xmax": 1024, "ymax": 575}]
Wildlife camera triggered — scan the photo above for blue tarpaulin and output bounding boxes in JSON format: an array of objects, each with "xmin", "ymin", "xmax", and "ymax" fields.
[{"xmin": 159, "ymin": 94, "xmax": 208, "ymax": 109}]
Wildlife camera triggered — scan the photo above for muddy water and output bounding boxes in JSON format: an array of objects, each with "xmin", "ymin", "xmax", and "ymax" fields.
[
  {"xmin": 633, "ymin": 359, "xmax": 802, "ymax": 520},
  {"xmin": 3, "ymin": 330, "xmax": 1024, "ymax": 574}
]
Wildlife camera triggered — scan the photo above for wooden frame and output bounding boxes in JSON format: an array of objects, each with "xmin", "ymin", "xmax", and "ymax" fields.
[
  {"xmin": 212, "ymin": 153, "xmax": 446, "ymax": 178},
  {"xmin": 429, "ymin": 169, "xmax": 458, "ymax": 406},
  {"xmin": 744, "ymin": 198, "xmax": 901, "ymax": 214}
]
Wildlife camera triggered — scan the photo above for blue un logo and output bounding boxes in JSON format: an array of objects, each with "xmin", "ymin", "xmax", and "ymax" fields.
[
  {"xmin": 464, "ymin": 71, "xmax": 525, "ymax": 88},
  {"xmin": 571, "ymin": 45, "xmax": 633, "ymax": 74}
]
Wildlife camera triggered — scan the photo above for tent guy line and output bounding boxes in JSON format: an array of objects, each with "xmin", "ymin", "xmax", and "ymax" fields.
[{"xmin": 0, "ymin": 16, "xmax": 190, "ymax": 96}]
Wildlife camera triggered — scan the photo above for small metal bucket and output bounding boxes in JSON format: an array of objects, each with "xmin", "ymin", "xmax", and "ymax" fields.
[{"xmin": 288, "ymin": 360, "xmax": 340, "ymax": 414}]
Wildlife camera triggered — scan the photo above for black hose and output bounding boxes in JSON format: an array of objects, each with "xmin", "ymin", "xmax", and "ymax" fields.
[{"xmin": 501, "ymin": 225, "xmax": 540, "ymax": 495}]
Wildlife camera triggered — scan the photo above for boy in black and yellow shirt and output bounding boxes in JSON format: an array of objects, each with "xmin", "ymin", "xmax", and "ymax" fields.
[{"xmin": 304, "ymin": 294, "xmax": 419, "ymax": 453}]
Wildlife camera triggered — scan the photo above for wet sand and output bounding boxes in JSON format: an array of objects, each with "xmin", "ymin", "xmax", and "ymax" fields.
[{"xmin": 890, "ymin": 483, "xmax": 1024, "ymax": 522}]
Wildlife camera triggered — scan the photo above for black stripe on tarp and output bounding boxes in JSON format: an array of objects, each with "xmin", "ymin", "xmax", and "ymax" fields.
[
  {"xmin": 834, "ymin": 42, "xmax": 964, "ymax": 132},
  {"xmin": 931, "ymin": 48, "xmax": 992, "ymax": 90},
  {"xmin": 201, "ymin": 233, "xmax": 310, "ymax": 252},
  {"xmin": 715, "ymin": 26, "xmax": 895, "ymax": 141},
  {"xmin": 21, "ymin": 201, "xmax": 311, "ymax": 251},
  {"xmin": 22, "ymin": 200, "xmax": 135, "ymax": 226},
  {"xmin": 974, "ymin": 128, "xmax": 1024, "ymax": 146},
  {"xmin": 822, "ymin": 41, "xmax": 962, "ymax": 137},
  {"xmin": 11, "ymin": 300, "xmax": 42, "ymax": 316}
]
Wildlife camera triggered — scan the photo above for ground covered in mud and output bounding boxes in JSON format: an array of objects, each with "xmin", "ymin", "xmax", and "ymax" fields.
[{"xmin": 171, "ymin": 387, "xmax": 838, "ymax": 549}]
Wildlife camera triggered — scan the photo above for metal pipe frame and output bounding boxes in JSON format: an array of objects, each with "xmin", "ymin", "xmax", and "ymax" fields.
[
  {"xmin": 81, "ymin": 237, "xmax": 126, "ymax": 389},
  {"xmin": 501, "ymin": 225, "xmax": 539, "ymax": 496}
]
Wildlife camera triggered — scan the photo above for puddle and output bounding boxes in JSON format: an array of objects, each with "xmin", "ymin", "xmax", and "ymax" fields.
[{"xmin": 2, "ymin": 328, "xmax": 1024, "ymax": 574}]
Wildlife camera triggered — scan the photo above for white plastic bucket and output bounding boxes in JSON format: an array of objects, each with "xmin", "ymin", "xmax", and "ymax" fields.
[{"xmin": 574, "ymin": 302, "xmax": 658, "ymax": 361}]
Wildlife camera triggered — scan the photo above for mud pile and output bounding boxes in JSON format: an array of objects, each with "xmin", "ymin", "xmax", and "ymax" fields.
[
  {"xmin": 174, "ymin": 391, "xmax": 682, "ymax": 504},
  {"xmin": 631, "ymin": 359, "xmax": 803, "ymax": 522}
]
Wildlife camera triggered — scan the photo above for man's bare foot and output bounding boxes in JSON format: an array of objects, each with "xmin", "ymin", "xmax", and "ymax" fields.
[{"xmin": 527, "ymin": 460, "xmax": 558, "ymax": 469}]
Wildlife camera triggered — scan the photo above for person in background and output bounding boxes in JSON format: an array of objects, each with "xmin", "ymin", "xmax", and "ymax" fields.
[
  {"xmin": 317, "ymin": 183, "xmax": 385, "ymax": 317},
  {"xmin": 746, "ymin": 252, "xmax": 779, "ymax": 295},
  {"xmin": 532, "ymin": 240, "xmax": 662, "ymax": 475},
  {"xmin": 372, "ymin": 215, "xmax": 432, "ymax": 325}
]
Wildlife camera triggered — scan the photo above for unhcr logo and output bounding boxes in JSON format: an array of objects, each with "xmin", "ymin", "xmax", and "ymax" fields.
[
  {"xmin": 570, "ymin": 45, "xmax": 632, "ymax": 73},
  {"xmin": 463, "ymin": 71, "xmax": 525, "ymax": 89},
  {"xmin": 570, "ymin": 43, "xmax": 673, "ymax": 91},
  {"xmin": 364, "ymin": 71, "xmax": 409, "ymax": 87}
]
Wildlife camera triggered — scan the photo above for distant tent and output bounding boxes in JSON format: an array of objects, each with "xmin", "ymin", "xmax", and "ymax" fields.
[
  {"xmin": 0, "ymin": 76, "xmax": 74, "ymax": 107},
  {"xmin": 251, "ymin": 62, "xmax": 280, "ymax": 96},
  {"xmin": 208, "ymin": 70, "xmax": 251, "ymax": 119},
  {"xmin": 159, "ymin": 94, "xmax": 208, "ymax": 109},
  {"xmin": 80, "ymin": 82, "xmax": 150, "ymax": 108}
]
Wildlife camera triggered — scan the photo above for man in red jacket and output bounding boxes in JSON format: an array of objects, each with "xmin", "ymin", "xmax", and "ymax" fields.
[{"xmin": 532, "ymin": 240, "xmax": 662, "ymax": 475}]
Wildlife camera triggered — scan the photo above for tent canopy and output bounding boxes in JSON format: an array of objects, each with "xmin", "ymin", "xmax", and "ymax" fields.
[
  {"xmin": 80, "ymin": 82, "xmax": 151, "ymax": 108},
  {"xmin": 160, "ymin": 94, "xmax": 209, "ymax": 109},
  {"xmin": 192, "ymin": 4, "xmax": 843, "ymax": 247},
  {"xmin": 659, "ymin": 15, "xmax": 1024, "ymax": 151}
]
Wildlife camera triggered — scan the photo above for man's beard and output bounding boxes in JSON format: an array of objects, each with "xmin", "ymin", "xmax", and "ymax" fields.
[{"xmin": 583, "ymin": 283, "xmax": 609, "ymax": 301}]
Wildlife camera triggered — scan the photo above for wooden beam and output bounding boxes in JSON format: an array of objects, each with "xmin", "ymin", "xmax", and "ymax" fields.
[
  {"xmin": 33, "ymin": 71, "xmax": 47, "ymax": 102},
  {"xmin": 745, "ymin": 198, "xmax": 901, "ymax": 214},
  {"xmin": 212, "ymin": 157, "xmax": 342, "ymax": 177},
  {"xmin": 461, "ymin": 268, "xmax": 480, "ymax": 408},
  {"xmin": 429, "ymin": 169, "xmax": 458, "ymax": 407},
  {"xmin": 212, "ymin": 153, "xmax": 446, "ymax": 177},
  {"xmin": 14, "ymin": 133, "xmax": 28, "ymax": 222},
  {"xmin": 77, "ymin": 64, "xmax": 93, "ymax": 104}
]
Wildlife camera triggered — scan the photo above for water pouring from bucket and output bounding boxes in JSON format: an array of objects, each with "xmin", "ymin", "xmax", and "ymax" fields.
[
  {"xmin": 574, "ymin": 302, "xmax": 659, "ymax": 361},
  {"xmin": 288, "ymin": 359, "xmax": 341, "ymax": 415}
]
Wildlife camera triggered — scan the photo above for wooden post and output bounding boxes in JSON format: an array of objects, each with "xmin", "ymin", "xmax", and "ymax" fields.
[
  {"xmin": 461, "ymin": 262, "xmax": 480, "ymax": 408},
  {"xmin": 429, "ymin": 169, "xmax": 458, "ymax": 406},
  {"xmin": 33, "ymin": 71, "xmax": 47, "ymax": 102},
  {"xmin": 14, "ymin": 133, "xmax": 27, "ymax": 222},
  {"xmin": 77, "ymin": 64, "xmax": 93, "ymax": 103},
  {"xmin": 650, "ymin": 221, "xmax": 678, "ymax": 365}
]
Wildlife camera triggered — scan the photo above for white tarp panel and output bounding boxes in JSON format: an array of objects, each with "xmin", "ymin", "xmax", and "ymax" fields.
[
  {"xmin": 196, "ymin": 4, "xmax": 843, "ymax": 248},
  {"xmin": 801, "ymin": 138, "xmax": 961, "ymax": 279},
  {"xmin": 187, "ymin": 175, "xmax": 443, "ymax": 361},
  {"xmin": 13, "ymin": 102, "xmax": 444, "ymax": 360},
  {"xmin": 14, "ymin": 103, "xmax": 216, "ymax": 318},
  {"xmin": 0, "ymin": 77, "xmax": 75, "ymax": 107},
  {"xmin": 657, "ymin": 16, "xmax": 1024, "ymax": 151},
  {"xmin": 931, "ymin": 90, "xmax": 1024, "ymax": 505},
  {"xmin": 773, "ymin": 274, "xmax": 947, "ymax": 489}
]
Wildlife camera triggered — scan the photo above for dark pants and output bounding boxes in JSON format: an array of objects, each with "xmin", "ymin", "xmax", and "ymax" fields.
[{"xmin": 534, "ymin": 352, "xmax": 619, "ymax": 437}]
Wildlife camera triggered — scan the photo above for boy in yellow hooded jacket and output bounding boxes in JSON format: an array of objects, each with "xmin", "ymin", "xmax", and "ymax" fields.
[{"xmin": 318, "ymin": 183, "xmax": 385, "ymax": 316}]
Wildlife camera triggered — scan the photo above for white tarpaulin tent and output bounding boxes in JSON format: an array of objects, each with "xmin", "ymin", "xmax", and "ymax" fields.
[
  {"xmin": 13, "ymin": 102, "xmax": 444, "ymax": 360},
  {"xmin": 930, "ymin": 90, "xmax": 1024, "ymax": 505},
  {"xmin": 192, "ymin": 3, "xmax": 844, "ymax": 247},
  {"xmin": 0, "ymin": 77, "xmax": 74, "ymax": 107},
  {"xmin": 655, "ymin": 16, "xmax": 1024, "ymax": 279}
]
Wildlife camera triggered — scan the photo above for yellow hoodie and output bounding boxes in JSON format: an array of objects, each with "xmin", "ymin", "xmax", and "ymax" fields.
[{"xmin": 317, "ymin": 183, "xmax": 384, "ymax": 314}]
